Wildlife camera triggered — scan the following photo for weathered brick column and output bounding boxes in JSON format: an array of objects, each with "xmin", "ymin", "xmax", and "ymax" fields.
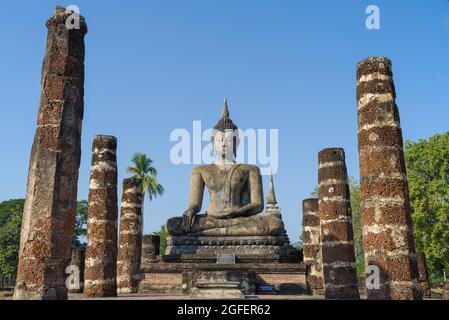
[
  {"xmin": 84, "ymin": 135, "xmax": 118, "ymax": 297},
  {"xmin": 302, "ymin": 198, "xmax": 324, "ymax": 295},
  {"xmin": 14, "ymin": 7, "xmax": 87, "ymax": 300},
  {"xmin": 68, "ymin": 248, "xmax": 85, "ymax": 293},
  {"xmin": 416, "ymin": 252, "xmax": 430, "ymax": 298},
  {"xmin": 357, "ymin": 57, "xmax": 422, "ymax": 300},
  {"xmin": 117, "ymin": 178, "xmax": 144, "ymax": 294},
  {"xmin": 141, "ymin": 235, "xmax": 161, "ymax": 265},
  {"xmin": 318, "ymin": 148, "xmax": 359, "ymax": 299}
]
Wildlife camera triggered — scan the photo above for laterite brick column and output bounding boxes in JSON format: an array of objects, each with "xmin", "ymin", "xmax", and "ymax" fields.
[
  {"xmin": 14, "ymin": 7, "xmax": 87, "ymax": 300},
  {"xmin": 318, "ymin": 148, "xmax": 359, "ymax": 299},
  {"xmin": 68, "ymin": 249, "xmax": 85, "ymax": 293},
  {"xmin": 302, "ymin": 198, "xmax": 324, "ymax": 295},
  {"xmin": 84, "ymin": 135, "xmax": 118, "ymax": 297},
  {"xmin": 117, "ymin": 178, "xmax": 144, "ymax": 294},
  {"xmin": 357, "ymin": 57, "xmax": 422, "ymax": 300},
  {"xmin": 141, "ymin": 235, "xmax": 161, "ymax": 265},
  {"xmin": 416, "ymin": 252, "xmax": 430, "ymax": 298}
]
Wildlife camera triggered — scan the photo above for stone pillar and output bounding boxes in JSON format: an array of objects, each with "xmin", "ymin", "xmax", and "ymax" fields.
[
  {"xmin": 141, "ymin": 235, "xmax": 161, "ymax": 265},
  {"xmin": 84, "ymin": 135, "xmax": 118, "ymax": 297},
  {"xmin": 442, "ymin": 281, "xmax": 449, "ymax": 300},
  {"xmin": 357, "ymin": 57, "xmax": 422, "ymax": 300},
  {"xmin": 68, "ymin": 248, "xmax": 85, "ymax": 293},
  {"xmin": 318, "ymin": 148, "xmax": 359, "ymax": 300},
  {"xmin": 14, "ymin": 7, "xmax": 87, "ymax": 300},
  {"xmin": 117, "ymin": 178, "xmax": 144, "ymax": 295},
  {"xmin": 416, "ymin": 252, "xmax": 431, "ymax": 298},
  {"xmin": 302, "ymin": 198, "xmax": 324, "ymax": 295}
]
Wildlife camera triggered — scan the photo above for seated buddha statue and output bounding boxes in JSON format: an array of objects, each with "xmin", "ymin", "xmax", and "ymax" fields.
[{"xmin": 165, "ymin": 99, "xmax": 294, "ymax": 259}]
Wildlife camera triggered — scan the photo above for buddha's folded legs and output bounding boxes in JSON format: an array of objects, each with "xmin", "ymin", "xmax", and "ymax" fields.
[{"xmin": 166, "ymin": 213, "xmax": 285, "ymax": 236}]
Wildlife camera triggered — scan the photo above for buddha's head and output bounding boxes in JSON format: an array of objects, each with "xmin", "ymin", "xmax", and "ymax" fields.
[{"xmin": 211, "ymin": 98, "xmax": 240, "ymax": 162}]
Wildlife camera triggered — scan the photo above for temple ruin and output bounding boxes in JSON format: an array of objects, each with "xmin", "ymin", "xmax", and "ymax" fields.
[{"xmin": 11, "ymin": 7, "xmax": 445, "ymax": 301}]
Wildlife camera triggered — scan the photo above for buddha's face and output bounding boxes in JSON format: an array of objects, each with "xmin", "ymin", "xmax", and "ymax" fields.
[{"xmin": 212, "ymin": 130, "xmax": 239, "ymax": 161}]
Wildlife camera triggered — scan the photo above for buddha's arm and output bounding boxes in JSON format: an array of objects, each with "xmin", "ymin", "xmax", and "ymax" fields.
[
  {"xmin": 228, "ymin": 167, "xmax": 264, "ymax": 217},
  {"xmin": 186, "ymin": 168, "xmax": 205, "ymax": 214}
]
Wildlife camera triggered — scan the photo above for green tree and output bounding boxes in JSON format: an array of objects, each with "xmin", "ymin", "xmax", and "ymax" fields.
[
  {"xmin": 73, "ymin": 200, "xmax": 88, "ymax": 249},
  {"xmin": 0, "ymin": 199, "xmax": 24, "ymax": 279},
  {"xmin": 127, "ymin": 153, "xmax": 164, "ymax": 244},
  {"xmin": 153, "ymin": 225, "xmax": 168, "ymax": 256},
  {"xmin": 0, "ymin": 199, "xmax": 88, "ymax": 279},
  {"xmin": 348, "ymin": 177, "xmax": 364, "ymax": 275},
  {"xmin": 405, "ymin": 132, "xmax": 449, "ymax": 283}
]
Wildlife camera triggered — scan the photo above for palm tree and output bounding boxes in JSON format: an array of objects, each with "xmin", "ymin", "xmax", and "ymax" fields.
[{"xmin": 127, "ymin": 153, "xmax": 164, "ymax": 214}]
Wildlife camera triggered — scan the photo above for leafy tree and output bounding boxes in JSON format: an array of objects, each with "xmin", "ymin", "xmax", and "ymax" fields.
[
  {"xmin": 0, "ymin": 199, "xmax": 88, "ymax": 279},
  {"xmin": 405, "ymin": 132, "xmax": 449, "ymax": 283},
  {"xmin": 127, "ymin": 153, "xmax": 164, "ymax": 203},
  {"xmin": 127, "ymin": 153, "xmax": 164, "ymax": 247},
  {"xmin": 0, "ymin": 199, "xmax": 24, "ymax": 279},
  {"xmin": 73, "ymin": 200, "xmax": 88, "ymax": 249},
  {"xmin": 153, "ymin": 225, "xmax": 168, "ymax": 256}
]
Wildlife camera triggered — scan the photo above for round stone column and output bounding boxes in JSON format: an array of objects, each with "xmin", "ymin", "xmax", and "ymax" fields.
[
  {"xmin": 84, "ymin": 135, "xmax": 118, "ymax": 297},
  {"xmin": 141, "ymin": 235, "xmax": 161, "ymax": 265},
  {"xmin": 357, "ymin": 57, "xmax": 421, "ymax": 300},
  {"xmin": 117, "ymin": 178, "xmax": 144, "ymax": 295},
  {"xmin": 302, "ymin": 198, "xmax": 324, "ymax": 295},
  {"xmin": 318, "ymin": 148, "xmax": 359, "ymax": 300}
]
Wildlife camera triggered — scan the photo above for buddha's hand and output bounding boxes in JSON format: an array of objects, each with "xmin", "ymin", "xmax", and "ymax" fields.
[
  {"xmin": 222, "ymin": 208, "xmax": 240, "ymax": 219},
  {"xmin": 182, "ymin": 208, "xmax": 196, "ymax": 232}
]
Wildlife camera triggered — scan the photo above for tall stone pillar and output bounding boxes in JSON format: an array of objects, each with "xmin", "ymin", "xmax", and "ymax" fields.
[
  {"xmin": 416, "ymin": 252, "xmax": 431, "ymax": 298},
  {"xmin": 117, "ymin": 178, "xmax": 144, "ymax": 295},
  {"xmin": 84, "ymin": 135, "xmax": 118, "ymax": 297},
  {"xmin": 14, "ymin": 7, "xmax": 87, "ymax": 300},
  {"xmin": 68, "ymin": 248, "xmax": 85, "ymax": 293},
  {"xmin": 318, "ymin": 148, "xmax": 359, "ymax": 300},
  {"xmin": 302, "ymin": 198, "xmax": 324, "ymax": 295},
  {"xmin": 357, "ymin": 57, "xmax": 422, "ymax": 300},
  {"xmin": 141, "ymin": 235, "xmax": 161, "ymax": 265}
]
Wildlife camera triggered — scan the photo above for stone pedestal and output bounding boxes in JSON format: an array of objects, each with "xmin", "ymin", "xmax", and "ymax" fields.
[
  {"xmin": 139, "ymin": 263, "xmax": 307, "ymax": 295},
  {"xmin": 357, "ymin": 57, "xmax": 421, "ymax": 300},
  {"xmin": 141, "ymin": 235, "xmax": 161, "ymax": 264},
  {"xmin": 318, "ymin": 148, "xmax": 359, "ymax": 300},
  {"xmin": 185, "ymin": 271, "xmax": 253, "ymax": 298},
  {"xmin": 84, "ymin": 135, "xmax": 118, "ymax": 298},
  {"xmin": 68, "ymin": 249, "xmax": 85, "ymax": 293},
  {"xmin": 14, "ymin": 6, "xmax": 87, "ymax": 300},
  {"xmin": 117, "ymin": 178, "xmax": 143, "ymax": 295},
  {"xmin": 302, "ymin": 198, "xmax": 324, "ymax": 295}
]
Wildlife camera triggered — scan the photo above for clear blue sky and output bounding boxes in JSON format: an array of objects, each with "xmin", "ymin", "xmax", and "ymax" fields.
[{"xmin": 0, "ymin": 1, "xmax": 448, "ymax": 242}]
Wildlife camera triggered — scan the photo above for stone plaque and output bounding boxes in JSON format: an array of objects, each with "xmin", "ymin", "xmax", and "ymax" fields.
[{"xmin": 216, "ymin": 254, "xmax": 236, "ymax": 264}]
